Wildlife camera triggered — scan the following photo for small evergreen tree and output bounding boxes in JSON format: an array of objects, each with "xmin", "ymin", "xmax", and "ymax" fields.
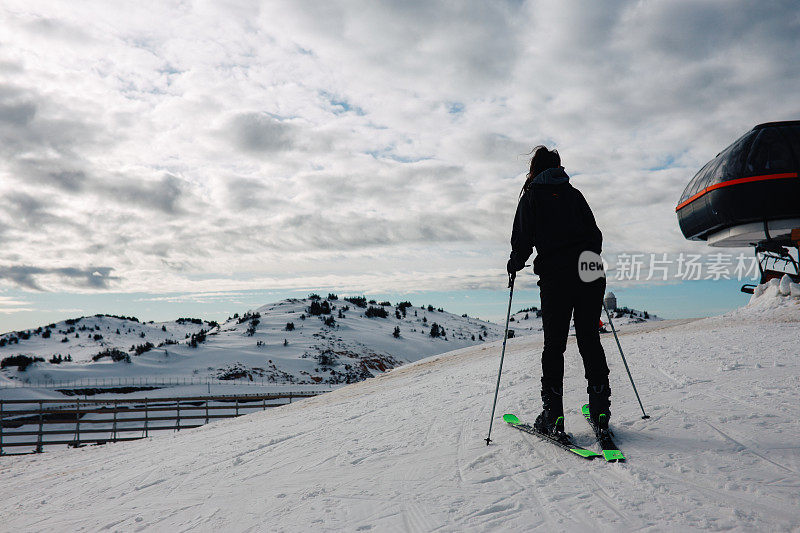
[
  {"xmin": 308, "ymin": 300, "xmax": 331, "ymax": 316},
  {"xmin": 188, "ymin": 329, "xmax": 207, "ymax": 347},
  {"xmin": 1, "ymin": 355, "xmax": 44, "ymax": 371},
  {"xmin": 397, "ymin": 301, "xmax": 412, "ymax": 317},
  {"xmin": 316, "ymin": 350, "xmax": 335, "ymax": 366},
  {"xmin": 133, "ymin": 342, "xmax": 155, "ymax": 355},
  {"xmin": 344, "ymin": 296, "xmax": 367, "ymax": 308},
  {"xmin": 365, "ymin": 306, "xmax": 388, "ymax": 318}
]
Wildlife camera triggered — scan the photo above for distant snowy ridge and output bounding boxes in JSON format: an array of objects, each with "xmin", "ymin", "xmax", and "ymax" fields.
[
  {"xmin": 0, "ymin": 296, "xmax": 503, "ymax": 388},
  {"xmin": 508, "ymin": 304, "xmax": 659, "ymax": 335}
]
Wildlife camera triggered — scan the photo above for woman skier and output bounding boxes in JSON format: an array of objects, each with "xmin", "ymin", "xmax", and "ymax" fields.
[{"xmin": 506, "ymin": 146, "xmax": 611, "ymax": 436}]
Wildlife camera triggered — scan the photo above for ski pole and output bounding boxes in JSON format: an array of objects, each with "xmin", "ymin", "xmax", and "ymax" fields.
[
  {"xmin": 485, "ymin": 272, "xmax": 516, "ymax": 445},
  {"xmin": 602, "ymin": 301, "xmax": 650, "ymax": 419}
]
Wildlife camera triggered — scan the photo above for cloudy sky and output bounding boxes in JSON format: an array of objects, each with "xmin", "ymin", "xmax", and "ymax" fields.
[{"xmin": 1, "ymin": 1, "xmax": 799, "ymax": 328}]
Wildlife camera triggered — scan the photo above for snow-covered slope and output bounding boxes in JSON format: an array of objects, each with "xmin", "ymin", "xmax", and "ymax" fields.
[
  {"xmin": 0, "ymin": 298, "xmax": 503, "ymax": 389},
  {"xmin": 1, "ymin": 293, "xmax": 798, "ymax": 531}
]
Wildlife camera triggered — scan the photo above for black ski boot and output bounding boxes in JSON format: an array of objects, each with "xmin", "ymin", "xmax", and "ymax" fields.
[
  {"xmin": 533, "ymin": 409, "xmax": 565, "ymax": 436},
  {"xmin": 588, "ymin": 383, "xmax": 611, "ymax": 433},
  {"xmin": 534, "ymin": 384, "xmax": 565, "ymax": 436}
]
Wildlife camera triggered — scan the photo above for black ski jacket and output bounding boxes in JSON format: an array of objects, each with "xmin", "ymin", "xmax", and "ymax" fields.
[{"xmin": 509, "ymin": 167, "xmax": 602, "ymax": 278}]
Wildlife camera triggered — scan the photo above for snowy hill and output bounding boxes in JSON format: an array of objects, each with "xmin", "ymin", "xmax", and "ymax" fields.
[
  {"xmin": 1, "ymin": 290, "xmax": 798, "ymax": 531},
  {"xmin": 0, "ymin": 297, "xmax": 503, "ymax": 390},
  {"xmin": 0, "ymin": 314, "xmax": 210, "ymax": 364}
]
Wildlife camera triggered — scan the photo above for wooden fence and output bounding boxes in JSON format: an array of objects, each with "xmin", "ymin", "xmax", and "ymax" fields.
[{"xmin": 0, "ymin": 392, "xmax": 322, "ymax": 456}]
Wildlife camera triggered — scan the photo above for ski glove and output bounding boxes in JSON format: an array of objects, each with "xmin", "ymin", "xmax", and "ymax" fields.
[{"xmin": 507, "ymin": 253, "xmax": 525, "ymax": 274}]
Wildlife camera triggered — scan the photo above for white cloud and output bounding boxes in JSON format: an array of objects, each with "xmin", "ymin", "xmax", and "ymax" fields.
[
  {"xmin": 1, "ymin": 0, "xmax": 798, "ymax": 295},
  {"xmin": 0, "ymin": 295, "xmax": 34, "ymax": 313}
]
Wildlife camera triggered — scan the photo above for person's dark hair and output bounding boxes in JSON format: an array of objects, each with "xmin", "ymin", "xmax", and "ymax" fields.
[{"xmin": 520, "ymin": 145, "xmax": 560, "ymax": 197}]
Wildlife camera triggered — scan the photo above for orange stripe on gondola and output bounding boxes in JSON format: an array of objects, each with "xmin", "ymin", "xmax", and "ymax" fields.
[{"xmin": 675, "ymin": 172, "xmax": 798, "ymax": 212}]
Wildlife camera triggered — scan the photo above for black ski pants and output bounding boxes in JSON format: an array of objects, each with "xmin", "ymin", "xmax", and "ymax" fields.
[{"xmin": 538, "ymin": 275, "xmax": 609, "ymax": 392}]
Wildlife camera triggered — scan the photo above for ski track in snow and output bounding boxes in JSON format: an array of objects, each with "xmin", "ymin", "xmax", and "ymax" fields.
[{"xmin": 1, "ymin": 311, "xmax": 799, "ymax": 532}]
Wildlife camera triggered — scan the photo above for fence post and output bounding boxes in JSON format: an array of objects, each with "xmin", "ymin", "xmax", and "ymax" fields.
[
  {"xmin": 113, "ymin": 400, "xmax": 118, "ymax": 442},
  {"xmin": 0, "ymin": 399, "xmax": 4, "ymax": 456},
  {"xmin": 75, "ymin": 399, "xmax": 81, "ymax": 448},
  {"xmin": 289, "ymin": 392, "xmax": 292, "ymax": 404},
  {"xmin": 205, "ymin": 398, "xmax": 209, "ymax": 424},
  {"xmin": 235, "ymin": 399, "xmax": 239, "ymax": 417},
  {"xmin": 176, "ymin": 400, "xmax": 181, "ymax": 432},
  {"xmin": 144, "ymin": 399, "xmax": 149, "ymax": 438},
  {"xmin": 36, "ymin": 401, "xmax": 43, "ymax": 453}
]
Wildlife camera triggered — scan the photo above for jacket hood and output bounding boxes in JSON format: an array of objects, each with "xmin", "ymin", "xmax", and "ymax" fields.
[{"xmin": 532, "ymin": 167, "xmax": 569, "ymax": 185}]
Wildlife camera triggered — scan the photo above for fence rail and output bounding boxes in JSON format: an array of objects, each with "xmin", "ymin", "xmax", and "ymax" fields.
[
  {"xmin": 0, "ymin": 376, "xmax": 335, "ymax": 390},
  {"xmin": 0, "ymin": 391, "xmax": 323, "ymax": 456}
]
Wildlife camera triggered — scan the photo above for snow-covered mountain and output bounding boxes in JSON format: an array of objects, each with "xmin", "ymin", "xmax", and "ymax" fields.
[
  {"xmin": 1, "ymin": 284, "xmax": 798, "ymax": 531},
  {"xmin": 0, "ymin": 296, "xmax": 503, "ymax": 388}
]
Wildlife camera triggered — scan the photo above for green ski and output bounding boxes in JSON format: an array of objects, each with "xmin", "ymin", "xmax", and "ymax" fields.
[
  {"xmin": 581, "ymin": 404, "xmax": 625, "ymax": 462},
  {"xmin": 503, "ymin": 414, "xmax": 602, "ymax": 460}
]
